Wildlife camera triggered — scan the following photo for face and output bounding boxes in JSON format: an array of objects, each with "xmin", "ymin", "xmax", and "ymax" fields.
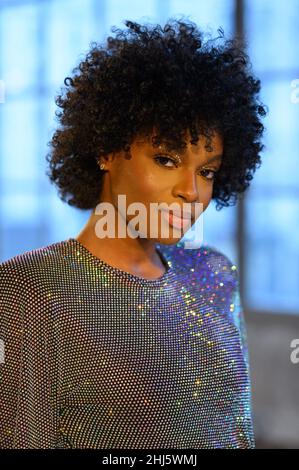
[{"xmin": 97, "ymin": 128, "xmax": 223, "ymax": 245}]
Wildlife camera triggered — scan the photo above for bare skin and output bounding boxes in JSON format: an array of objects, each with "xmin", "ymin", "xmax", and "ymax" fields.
[{"xmin": 75, "ymin": 128, "xmax": 223, "ymax": 280}]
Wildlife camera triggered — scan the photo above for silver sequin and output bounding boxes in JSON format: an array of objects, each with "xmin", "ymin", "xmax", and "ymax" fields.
[{"xmin": 0, "ymin": 238, "xmax": 255, "ymax": 448}]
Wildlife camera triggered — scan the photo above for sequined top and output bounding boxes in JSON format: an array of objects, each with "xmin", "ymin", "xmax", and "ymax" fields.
[{"xmin": 0, "ymin": 237, "xmax": 255, "ymax": 449}]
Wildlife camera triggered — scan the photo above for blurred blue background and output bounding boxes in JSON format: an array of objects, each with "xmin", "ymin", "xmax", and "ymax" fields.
[{"xmin": 0, "ymin": 0, "xmax": 299, "ymax": 448}]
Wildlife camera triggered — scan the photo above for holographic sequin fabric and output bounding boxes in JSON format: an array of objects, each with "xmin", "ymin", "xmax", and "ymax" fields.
[{"xmin": 0, "ymin": 238, "xmax": 255, "ymax": 449}]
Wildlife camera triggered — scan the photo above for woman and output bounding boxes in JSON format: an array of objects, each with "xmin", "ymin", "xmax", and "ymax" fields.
[{"xmin": 0, "ymin": 18, "xmax": 266, "ymax": 448}]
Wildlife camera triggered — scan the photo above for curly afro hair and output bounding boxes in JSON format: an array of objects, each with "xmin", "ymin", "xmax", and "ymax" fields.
[{"xmin": 46, "ymin": 17, "xmax": 267, "ymax": 211}]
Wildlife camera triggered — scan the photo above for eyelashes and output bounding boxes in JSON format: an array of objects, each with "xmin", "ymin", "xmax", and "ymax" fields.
[
  {"xmin": 153, "ymin": 155, "xmax": 219, "ymax": 181},
  {"xmin": 154, "ymin": 155, "xmax": 178, "ymax": 167},
  {"xmin": 200, "ymin": 168, "xmax": 218, "ymax": 181}
]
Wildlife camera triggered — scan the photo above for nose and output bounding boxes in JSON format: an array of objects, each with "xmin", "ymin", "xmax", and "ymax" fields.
[{"xmin": 172, "ymin": 168, "xmax": 200, "ymax": 203}]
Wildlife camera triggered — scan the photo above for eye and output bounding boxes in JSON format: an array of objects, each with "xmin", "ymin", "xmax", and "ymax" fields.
[
  {"xmin": 154, "ymin": 155, "xmax": 220, "ymax": 181},
  {"xmin": 154, "ymin": 154, "xmax": 178, "ymax": 168},
  {"xmin": 200, "ymin": 168, "xmax": 219, "ymax": 181}
]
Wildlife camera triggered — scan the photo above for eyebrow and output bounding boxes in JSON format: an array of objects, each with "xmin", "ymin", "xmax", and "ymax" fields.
[
  {"xmin": 204, "ymin": 154, "xmax": 223, "ymax": 165},
  {"xmin": 157, "ymin": 143, "xmax": 223, "ymax": 165}
]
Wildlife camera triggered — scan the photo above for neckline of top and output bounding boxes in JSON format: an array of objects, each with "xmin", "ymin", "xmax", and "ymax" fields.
[{"xmin": 67, "ymin": 237, "xmax": 176, "ymax": 287}]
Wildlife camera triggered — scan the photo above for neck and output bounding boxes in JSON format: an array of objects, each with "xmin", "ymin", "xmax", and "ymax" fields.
[{"xmin": 75, "ymin": 210, "xmax": 166, "ymax": 279}]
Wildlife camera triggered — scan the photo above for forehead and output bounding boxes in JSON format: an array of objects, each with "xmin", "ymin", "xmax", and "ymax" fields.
[{"xmin": 134, "ymin": 129, "xmax": 223, "ymax": 154}]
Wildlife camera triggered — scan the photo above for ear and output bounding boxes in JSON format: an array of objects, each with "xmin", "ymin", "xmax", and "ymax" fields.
[{"xmin": 97, "ymin": 151, "xmax": 116, "ymax": 169}]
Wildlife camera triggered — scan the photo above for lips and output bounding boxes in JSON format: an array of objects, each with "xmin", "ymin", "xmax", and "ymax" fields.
[
  {"xmin": 161, "ymin": 209, "xmax": 194, "ymax": 220},
  {"xmin": 171, "ymin": 211, "xmax": 193, "ymax": 220},
  {"xmin": 160, "ymin": 210, "xmax": 194, "ymax": 230}
]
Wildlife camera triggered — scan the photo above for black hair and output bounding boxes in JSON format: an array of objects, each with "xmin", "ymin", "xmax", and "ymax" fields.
[{"xmin": 46, "ymin": 17, "xmax": 267, "ymax": 211}]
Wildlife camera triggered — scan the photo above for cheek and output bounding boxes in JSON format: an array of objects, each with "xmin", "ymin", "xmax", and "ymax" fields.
[
  {"xmin": 136, "ymin": 172, "xmax": 164, "ymax": 196},
  {"xmin": 114, "ymin": 162, "xmax": 164, "ymax": 202}
]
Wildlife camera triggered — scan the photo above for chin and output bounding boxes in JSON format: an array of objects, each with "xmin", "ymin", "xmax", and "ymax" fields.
[{"xmin": 154, "ymin": 234, "xmax": 187, "ymax": 245}]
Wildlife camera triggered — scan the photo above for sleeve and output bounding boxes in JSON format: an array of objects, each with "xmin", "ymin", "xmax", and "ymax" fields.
[
  {"xmin": 207, "ymin": 246, "xmax": 255, "ymax": 447},
  {"xmin": 0, "ymin": 262, "xmax": 59, "ymax": 448},
  {"xmin": 230, "ymin": 280, "xmax": 251, "ymax": 376},
  {"xmin": 207, "ymin": 246, "xmax": 251, "ymax": 371},
  {"xmin": 228, "ymin": 263, "xmax": 256, "ymax": 448},
  {"xmin": 228, "ymin": 265, "xmax": 254, "ymax": 387}
]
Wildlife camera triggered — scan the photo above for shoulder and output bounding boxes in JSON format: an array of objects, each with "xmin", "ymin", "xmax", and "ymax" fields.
[
  {"xmin": 198, "ymin": 243, "xmax": 239, "ymax": 283},
  {"xmin": 158, "ymin": 241, "xmax": 239, "ymax": 285},
  {"xmin": 0, "ymin": 238, "xmax": 72, "ymax": 291}
]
